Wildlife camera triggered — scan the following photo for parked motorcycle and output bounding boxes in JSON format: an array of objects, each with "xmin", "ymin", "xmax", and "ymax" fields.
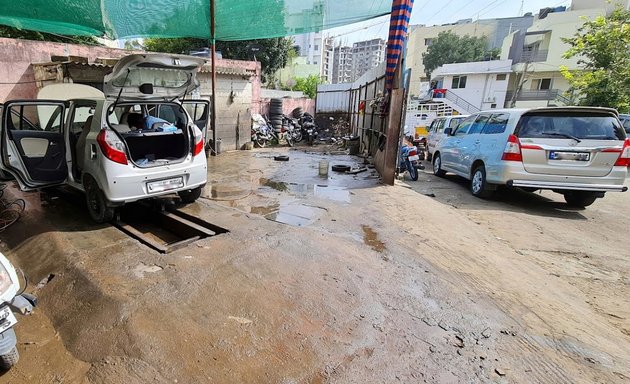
[
  {"xmin": 398, "ymin": 144, "xmax": 424, "ymax": 181},
  {"xmin": 283, "ymin": 116, "xmax": 303, "ymax": 145},
  {"xmin": 251, "ymin": 113, "xmax": 273, "ymax": 148},
  {"xmin": 299, "ymin": 113, "xmax": 318, "ymax": 145},
  {"xmin": 0, "ymin": 252, "xmax": 37, "ymax": 370}
]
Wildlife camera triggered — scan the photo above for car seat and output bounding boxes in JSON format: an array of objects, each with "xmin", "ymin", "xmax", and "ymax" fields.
[{"xmin": 76, "ymin": 115, "xmax": 94, "ymax": 171}]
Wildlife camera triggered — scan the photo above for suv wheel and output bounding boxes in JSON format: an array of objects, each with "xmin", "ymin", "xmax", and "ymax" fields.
[
  {"xmin": 178, "ymin": 186, "xmax": 203, "ymax": 204},
  {"xmin": 564, "ymin": 191, "xmax": 597, "ymax": 208},
  {"xmin": 432, "ymin": 153, "xmax": 446, "ymax": 177},
  {"xmin": 84, "ymin": 178, "xmax": 115, "ymax": 223},
  {"xmin": 471, "ymin": 165, "xmax": 493, "ymax": 198}
]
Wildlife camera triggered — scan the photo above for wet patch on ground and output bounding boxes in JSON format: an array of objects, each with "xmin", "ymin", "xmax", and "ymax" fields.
[{"xmin": 361, "ymin": 225, "xmax": 386, "ymax": 253}]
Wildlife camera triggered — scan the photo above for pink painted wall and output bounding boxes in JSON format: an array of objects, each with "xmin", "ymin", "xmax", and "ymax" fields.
[{"xmin": 260, "ymin": 97, "xmax": 315, "ymax": 116}]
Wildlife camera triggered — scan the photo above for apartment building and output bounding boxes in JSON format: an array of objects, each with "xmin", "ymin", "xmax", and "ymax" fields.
[
  {"xmin": 292, "ymin": 32, "xmax": 324, "ymax": 66},
  {"xmin": 351, "ymin": 38, "xmax": 386, "ymax": 82}
]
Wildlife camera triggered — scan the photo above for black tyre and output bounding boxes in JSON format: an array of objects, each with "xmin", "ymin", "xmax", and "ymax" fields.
[
  {"xmin": 564, "ymin": 191, "xmax": 597, "ymax": 208},
  {"xmin": 270, "ymin": 108, "xmax": 283, "ymax": 115},
  {"xmin": 291, "ymin": 107, "xmax": 303, "ymax": 118},
  {"xmin": 286, "ymin": 135, "xmax": 294, "ymax": 147},
  {"xmin": 426, "ymin": 152, "xmax": 432, "ymax": 162},
  {"xmin": 293, "ymin": 130, "xmax": 303, "ymax": 143},
  {"xmin": 0, "ymin": 346, "xmax": 19, "ymax": 370},
  {"xmin": 254, "ymin": 136, "xmax": 268, "ymax": 148},
  {"xmin": 308, "ymin": 134, "xmax": 314, "ymax": 146},
  {"xmin": 332, "ymin": 164, "xmax": 351, "ymax": 172},
  {"xmin": 178, "ymin": 186, "xmax": 202, "ymax": 203},
  {"xmin": 432, "ymin": 153, "xmax": 446, "ymax": 177},
  {"xmin": 84, "ymin": 177, "xmax": 115, "ymax": 223},
  {"xmin": 408, "ymin": 161, "xmax": 418, "ymax": 181},
  {"xmin": 274, "ymin": 155, "xmax": 289, "ymax": 161},
  {"xmin": 470, "ymin": 165, "xmax": 493, "ymax": 198}
]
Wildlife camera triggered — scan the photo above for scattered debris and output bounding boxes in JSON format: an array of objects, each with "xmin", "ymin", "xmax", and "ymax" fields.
[
  {"xmin": 424, "ymin": 193, "xmax": 436, "ymax": 198},
  {"xmin": 332, "ymin": 164, "xmax": 351, "ymax": 173},
  {"xmin": 273, "ymin": 155, "xmax": 290, "ymax": 162},
  {"xmin": 228, "ymin": 316, "xmax": 253, "ymax": 325},
  {"xmin": 35, "ymin": 274, "xmax": 56, "ymax": 290},
  {"xmin": 481, "ymin": 328, "xmax": 492, "ymax": 338},
  {"xmin": 438, "ymin": 321, "xmax": 450, "ymax": 331},
  {"xmin": 133, "ymin": 263, "xmax": 164, "ymax": 278},
  {"xmin": 422, "ymin": 317, "xmax": 437, "ymax": 327},
  {"xmin": 495, "ymin": 368, "xmax": 509, "ymax": 376},
  {"xmin": 346, "ymin": 167, "xmax": 368, "ymax": 175},
  {"xmin": 453, "ymin": 335, "xmax": 465, "ymax": 348}
]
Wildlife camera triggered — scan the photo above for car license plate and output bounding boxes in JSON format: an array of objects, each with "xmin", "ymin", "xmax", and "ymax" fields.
[
  {"xmin": 408, "ymin": 155, "xmax": 420, "ymax": 161},
  {"xmin": 147, "ymin": 177, "xmax": 184, "ymax": 193},
  {"xmin": 0, "ymin": 306, "xmax": 17, "ymax": 332},
  {"xmin": 549, "ymin": 151, "xmax": 590, "ymax": 161}
]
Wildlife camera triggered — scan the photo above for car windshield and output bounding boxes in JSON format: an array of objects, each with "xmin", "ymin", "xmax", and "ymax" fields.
[
  {"xmin": 448, "ymin": 117, "xmax": 465, "ymax": 128},
  {"xmin": 517, "ymin": 112, "xmax": 625, "ymax": 140}
]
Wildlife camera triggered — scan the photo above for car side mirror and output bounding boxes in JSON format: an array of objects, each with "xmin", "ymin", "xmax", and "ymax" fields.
[
  {"xmin": 444, "ymin": 128, "xmax": 452, "ymax": 136},
  {"xmin": 139, "ymin": 83, "xmax": 154, "ymax": 95}
]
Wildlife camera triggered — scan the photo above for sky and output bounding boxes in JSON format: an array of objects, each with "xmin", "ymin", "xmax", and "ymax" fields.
[{"xmin": 325, "ymin": 0, "xmax": 573, "ymax": 45}]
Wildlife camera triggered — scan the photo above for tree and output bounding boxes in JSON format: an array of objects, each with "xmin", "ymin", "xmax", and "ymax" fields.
[
  {"xmin": 283, "ymin": 74, "xmax": 323, "ymax": 98},
  {"xmin": 144, "ymin": 37, "xmax": 293, "ymax": 83},
  {"xmin": 560, "ymin": 7, "xmax": 630, "ymax": 112},
  {"xmin": 422, "ymin": 31, "xmax": 497, "ymax": 77},
  {"xmin": 0, "ymin": 25, "xmax": 102, "ymax": 46}
]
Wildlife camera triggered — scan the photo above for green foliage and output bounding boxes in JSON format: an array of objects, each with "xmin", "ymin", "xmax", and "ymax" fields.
[
  {"xmin": 282, "ymin": 74, "xmax": 323, "ymax": 99},
  {"xmin": 144, "ymin": 37, "xmax": 293, "ymax": 83},
  {"xmin": 561, "ymin": 8, "xmax": 630, "ymax": 112},
  {"xmin": 0, "ymin": 25, "xmax": 102, "ymax": 46},
  {"xmin": 422, "ymin": 31, "xmax": 496, "ymax": 76}
]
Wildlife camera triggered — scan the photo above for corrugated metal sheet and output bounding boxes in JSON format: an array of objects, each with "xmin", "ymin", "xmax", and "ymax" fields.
[{"xmin": 316, "ymin": 83, "xmax": 352, "ymax": 113}]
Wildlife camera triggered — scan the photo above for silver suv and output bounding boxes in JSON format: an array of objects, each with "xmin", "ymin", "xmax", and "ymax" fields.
[
  {"xmin": 432, "ymin": 107, "xmax": 629, "ymax": 207},
  {"xmin": 426, "ymin": 115, "xmax": 468, "ymax": 161},
  {"xmin": 0, "ymin": 54, "xmax": 210, "ymax": 222}
]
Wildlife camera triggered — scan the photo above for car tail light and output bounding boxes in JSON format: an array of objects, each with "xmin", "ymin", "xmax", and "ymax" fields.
[
  {"xmin": 614, "ymin": 138, "xmax": 630, "ymax": 166},
  {"xmin": 97, "ymin": 130, "xmax": 127, "ymax": 165},
  {"xmin": 192, "ymin": 127, "xmax": 204, "ymax": 157},
  {"xmin": 502, "ymin": 134, "xmax": 522, "ymax": 161},
  {"xmin": 408, "ymin": 149, "xmax": 417, "ymax": 156}
]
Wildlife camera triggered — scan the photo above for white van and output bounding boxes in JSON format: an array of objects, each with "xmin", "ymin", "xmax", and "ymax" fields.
[{"xmin": 0, "ymin": 54, "xmax": 210, "ymax": 223}]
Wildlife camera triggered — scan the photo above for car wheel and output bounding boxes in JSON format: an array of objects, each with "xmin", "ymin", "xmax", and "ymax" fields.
[
  {"xmin": 564, "ymin": 191, "xmax": 597, "ymax": 208},
  {"xmin": 470, "ymin": 165, "xmax": 493, "ymax": 198},
  {"xmin": 178, "ymin": 186, "xmax": 203, "ymax": 204},
  {"xmin": 84, "ymin": 177, "xmax": 115, "ymax": 223},
  {"xmin": 432, "ymin": 153, "xmax": 446, "ymax": 177}
]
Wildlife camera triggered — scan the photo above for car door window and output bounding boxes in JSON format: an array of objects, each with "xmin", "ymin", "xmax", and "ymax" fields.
[
  {"xmin": 482, "ymin": 113, "xmax": 510, "ymax": 134},
  {"xmin": 70, "ymin": 105, "xmax": 96, "ymax": 136},
  {"xmin": 468, "ymin": 114, "xmax": 490, "ymax": 134},
  {"xmin": 453, "ymin": 115, "xmax": 476, "ymax": 136},
  {"xmin": 436, "ymin": 119, "xmax": 445, "ymax": 133}
]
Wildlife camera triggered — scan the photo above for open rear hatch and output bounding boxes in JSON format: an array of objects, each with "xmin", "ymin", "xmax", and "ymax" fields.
[
  {"xmin": 516, "ymin": 108, "xmax": 626, "ymax": 177},
  {"xmin": 104, "ymin": 54, "xmax": 206, "ymax": 100}
]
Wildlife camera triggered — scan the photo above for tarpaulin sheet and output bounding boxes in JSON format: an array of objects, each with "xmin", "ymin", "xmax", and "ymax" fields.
[
  {"xmin": 0, "ymin": 0, "xmax": 391, "ymax": 41},
  {"xmin": 385, "ymin": 0, "xmax": 413, "ymax": 90}
]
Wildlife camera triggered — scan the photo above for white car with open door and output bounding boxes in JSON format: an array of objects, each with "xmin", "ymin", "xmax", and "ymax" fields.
[{"xmin": 0, "ymin": 54, "xmax": 210, "ymax": 223}]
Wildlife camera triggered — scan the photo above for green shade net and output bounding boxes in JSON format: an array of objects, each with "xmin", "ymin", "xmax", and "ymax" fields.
[{"xmin": 0, "ymin": 0, "xmax": 391, "ymax": 41}]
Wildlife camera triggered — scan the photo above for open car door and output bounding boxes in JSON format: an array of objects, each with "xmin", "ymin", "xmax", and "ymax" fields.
[
  {"xmin": 1, "ymin": 100, "xmax": 68, "ymax": 190},
  {"xmin": 182, "ymin": 99, "xmax": 211, "ymax": 145}
]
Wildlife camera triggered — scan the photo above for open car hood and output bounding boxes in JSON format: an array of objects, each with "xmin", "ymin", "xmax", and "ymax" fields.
[{"xmin": 104, "ymin": 54, "xmax": 206, "ymax": 100}]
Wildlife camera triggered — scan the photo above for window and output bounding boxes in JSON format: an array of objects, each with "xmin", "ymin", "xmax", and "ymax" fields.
[
  {"xmin": 69, "ymin": 104, "xmax": 96, "ymax": 135},
  {"xmin": 424, "ymin": 38, "xmax": 433, "ymax": 46},
  {"xmin": 517, "ymin": 113, "xmax": 624, "ymax": 140},
  {"xmin": 482, "ymin": 113, "xmax": 509, "ymax": 134},
  {"xmin": 452, "ymin": 76, "xmax": 467, "ymax": 89},
  {"xmin": 496, "ymin": 74, "xmax": 507, "ymax": 81},
  {"xmin": 447, "ymin": 117, "xmax": 465, "ymax": 128},
  {"xmin": 490, "ymin": 103, "xmax": 497, "ymax": 109},
  {"xmin": 532, "ymin": 78, "xmax": 552, "ymax": 90},
  {"xmin": 453, "ymin": 115, "xmax": 476, "ymax": 135},
  {"xmin": 468, "ymin": 115, "xmax": 490, "ymax": 134},
  {"xmin": 314, "ymin": 45, "xmax": 319, "ymax": 50},
  {"xmin": 7, "ymin": 104, "xmax": 64, "ymax": 133}
]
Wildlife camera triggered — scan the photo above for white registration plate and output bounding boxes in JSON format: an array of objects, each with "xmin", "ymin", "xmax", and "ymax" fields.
[
  {"xmin": 0, "ymin": 307, "xmax": 17, "ymax": 332},
  {"xmin": 408, "ymin": 155, "xmax": 420, "ymax": 161},
  {"xmin": 549, "ymin": 151, "xmax": 590, "ymax": 161},
  {"xmin": 147, "ymin": 177, "xmax": 184, "ymax": 193}
]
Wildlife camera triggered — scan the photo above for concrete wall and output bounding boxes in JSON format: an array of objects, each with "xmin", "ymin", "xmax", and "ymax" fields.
[
  {"xmin": 260, "ymin": 97, "xmax": 315, "ymax": 116},
  {"xmin": 0, "ymin": 37, "xmax": 141, "ymax": 102}
]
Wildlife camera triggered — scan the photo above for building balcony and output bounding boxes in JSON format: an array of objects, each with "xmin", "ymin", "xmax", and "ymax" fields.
[
  {"xmin": 517, "ymin": 49, "xmax": 549, "ymax": 63},
  {"xmin": 505, "ymin": 89, "xmax": 560, "ymax": 101}
]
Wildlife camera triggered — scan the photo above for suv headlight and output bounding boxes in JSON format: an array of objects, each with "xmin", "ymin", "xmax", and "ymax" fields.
[{"xmin": 0, "ymin": 263, "xmax": 13, "ymax": 297}]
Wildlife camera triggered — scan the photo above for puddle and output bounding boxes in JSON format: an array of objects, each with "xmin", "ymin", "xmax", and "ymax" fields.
[
  {"xmin": 259, "ymin": 180, "xmax": 350, "ymax": 203},
  {"xmin": 362, "ymin": 225, "xmax": 386, "ymax": 253},
  {"xmin": 265, "ymin": 203, "xmax": 325, "ymax": 227}
]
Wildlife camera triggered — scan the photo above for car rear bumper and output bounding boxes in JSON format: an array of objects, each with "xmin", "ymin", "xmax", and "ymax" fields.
[
  {"xmin": 507, "ymin": 179, "xmax": 628, "ymax": 192},
  {"xmin": 488, "ymin": 162, "xmax": 628, "ymax": 192},
  {"xmin": 99, "ymin": 156, "xmax": 208, "ymax": 204}
]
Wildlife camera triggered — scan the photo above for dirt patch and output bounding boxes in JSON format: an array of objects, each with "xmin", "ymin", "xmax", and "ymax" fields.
[{"xmin": 361, "ymin": 225, "xmax": 386, "ymax": 253}]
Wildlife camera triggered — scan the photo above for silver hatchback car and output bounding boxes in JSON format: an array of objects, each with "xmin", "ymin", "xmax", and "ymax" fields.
[
  {"xmin": 0, "ymin": 54, "xmax": 210, "ymax": 223},
  {"xmin": 432, "ymin": 107, "xmax": 629, "ymax": 207}
]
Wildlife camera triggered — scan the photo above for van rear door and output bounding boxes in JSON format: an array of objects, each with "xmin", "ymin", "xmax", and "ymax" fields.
[{"xmin": 516, "ymin": 108, "xmax": 626, "ymax": 177}]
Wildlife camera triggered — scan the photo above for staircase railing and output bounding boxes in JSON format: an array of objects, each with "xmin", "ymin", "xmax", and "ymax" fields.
[{"xmin": 441, "ymin": 90, "xmax": 480, "ymax": 114}]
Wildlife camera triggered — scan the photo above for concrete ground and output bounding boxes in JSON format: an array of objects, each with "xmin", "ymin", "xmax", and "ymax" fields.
[{"xmin": 0, "ymin": 146, "xmax": 629, "ymax": 383}]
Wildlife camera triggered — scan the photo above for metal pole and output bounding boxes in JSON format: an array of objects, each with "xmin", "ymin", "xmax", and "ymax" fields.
[{"xmin": 210, "ymin": 0, "xmax": 218, "ymax": 155}]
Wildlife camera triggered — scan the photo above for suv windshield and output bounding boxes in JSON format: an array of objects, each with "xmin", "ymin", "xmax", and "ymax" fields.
[{"xmin": 517, "ymin": 112, "xmax": 625, "ymax": 140}]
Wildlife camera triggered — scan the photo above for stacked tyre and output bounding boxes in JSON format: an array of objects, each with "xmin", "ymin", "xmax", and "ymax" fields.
[
  {"xmin": 269, "ymin": 98, "xmax": 284, "ymax": 133},
  {"xmin": 291, "ymin": 107, "xmax": 304, "ymax": 119}
]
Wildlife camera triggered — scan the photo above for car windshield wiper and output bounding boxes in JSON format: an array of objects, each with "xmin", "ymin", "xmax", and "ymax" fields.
[{"xmin": 542, "ymin": 132, "xmax": 582, "ymax": 143}]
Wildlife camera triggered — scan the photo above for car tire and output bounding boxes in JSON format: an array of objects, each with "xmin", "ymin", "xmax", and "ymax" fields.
[
  {"xmin": 178, "ymin": 186, "xmax": 203, "ymax": 204},
  {"xmin": 432, "ymin": 153, "xmax": 446, "ymax": 177},
  {"xmin": 470, "ymin": 165, "xmax": 493, "ymax": 198},
  {"xmin": 84, "ymin": 177, "xmax": 115, "ymax": 224},
  {"xmin": 332, "ymin": 164, "xmax": 351, "ymax": 172},
  {"xmin": 564, "ymin": 191, "xmax": 597, "ymax": 208}
]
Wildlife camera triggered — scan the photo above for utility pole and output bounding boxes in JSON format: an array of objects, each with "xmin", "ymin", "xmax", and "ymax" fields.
[
  {"xmin": 518, "ymin": 0, "xmax": 524, "ymax": 16},
  {"xmin": 210, "ymin": 0, "xmax": 218, "ymax": 155}
]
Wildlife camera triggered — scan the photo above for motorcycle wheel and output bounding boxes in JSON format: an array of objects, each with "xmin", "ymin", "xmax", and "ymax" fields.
[
  {"xmin": 308, "ymin": 134, "xmax": 314, "ymax": 146},
  {"xmin": 0, "ymin": 346, "xmax": 19, "ymax": 370},
  {"xmin": 285, "ymin": 135, "xmax": 293, "ymax": 147},
  {"xmin": 407, "ymin": 161, "xmax": 418, "ymax": 181},
  {"xmin": 294, "ymin": 131, "xmax": 303, "ymax": 143},
  {"xmin": 254, "ymin": 136, "xmax": 268, "ymax": 148}
]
